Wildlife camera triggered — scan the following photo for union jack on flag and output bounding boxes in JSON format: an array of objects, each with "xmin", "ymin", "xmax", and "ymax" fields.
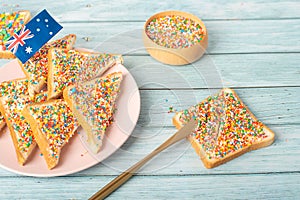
[
  {"xmin": 5, "ymin": 26, "xmax": 34, "ymax": 54},
  {"xmin": 5, "ymin": 9, "xmax": 63, "ymax": 63}
]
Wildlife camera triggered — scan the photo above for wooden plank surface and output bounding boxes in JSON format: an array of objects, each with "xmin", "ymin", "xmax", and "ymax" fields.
[
  {"xmin": 0, "ymin": 88, "xmax": 299, "ymax": 177},
  {"xmin": 1, "ymin": 53, "xmax": 300, "ymax": 89},
  {"xmin": 1, "ymin": 0, "xmax": 300, "ymax": 21},
  {"xmin": 55, "ymin": 20, "xmax": 300, "ymax": 54},
  {"xmin": 0, "ymin": 0, "xmax": 299, "ymax": 199},
  {"xmin": 0, "ymin": 173, "xmax": 299, "ymax": 199},
  {"xmin": 0, "ymin": 20, "xmax": 299, "ymax": 56}
]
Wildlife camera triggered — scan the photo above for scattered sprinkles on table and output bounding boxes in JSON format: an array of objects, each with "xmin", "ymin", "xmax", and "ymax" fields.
[
  {"xmin": 178, "ymin": 89, "xmax": 268, "ymax": 160},
  {"xmin": 168, "ymin": 106, "xmax": 177, "ymax": 113},
  {"xmin": 68, "ymin": 72, "xmax": 122, "ymax": 147},
  {"xmin": 49, "ymin": 49, "xmax": 119, "ymax": 97},
  {"xmin": 27, "ymin": 99, "xmax": 79, "ymax": 159},
  {"xmin": 22, "ymin": 35, "xmax": 75, "ymax": 90},
  {"xmin": 146, "ymin": 15, "xmax": 205, "ymax": 49},
  {"xmin": 0, "ymin": 11, "xmax": 26, "ymax": 51}
]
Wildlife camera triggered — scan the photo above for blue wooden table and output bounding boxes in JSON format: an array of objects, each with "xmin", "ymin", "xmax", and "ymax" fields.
[{"xmin": 1, "ymin": 1, "xmax": 300, "ymax": 199}]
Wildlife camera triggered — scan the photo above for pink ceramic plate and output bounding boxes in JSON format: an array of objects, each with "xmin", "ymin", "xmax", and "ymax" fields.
[{"xmin": 0, "ymin": 59, "xmax": 140, "ymax": 177}]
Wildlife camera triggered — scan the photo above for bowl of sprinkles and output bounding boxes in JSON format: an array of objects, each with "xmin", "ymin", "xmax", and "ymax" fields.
[{"xmin": 143, "ymin": 10, "xmax": 208, "ymax": 65}]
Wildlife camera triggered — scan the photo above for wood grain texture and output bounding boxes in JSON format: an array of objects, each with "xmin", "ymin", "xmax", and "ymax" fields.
[
  {"xmin": 0, "ymin": 20, "xmax": 299, "ymax": 56},
  {"xmin": 0, "ymin": 91, "xmax": 299, "ymax": 176},
  {"xmin": 59, "ymin": 20, "xmax": 300, "ymax": 54},
  {"xmin": 1, "ymin": 0, "xmax": 300, "ymax": 21},
  {"xmin": 0, "ymin": 173, "xmax": 299, "ymax": 199},
  {"xmin": 0, "ymin": 0, "xmax": 299, "ymax": 199},
  {"xmin": 136, "ymin": 88, "xmax": 300, "ymax": 126},
  {"xmin": 1, "ymin": 53, "xmax": 300, "ymax": 89}
]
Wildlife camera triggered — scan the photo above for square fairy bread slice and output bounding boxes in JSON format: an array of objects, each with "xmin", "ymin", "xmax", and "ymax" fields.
[
  {"xmin": 0, "ymin": 78, "xmax": 47, "ymax": 165},
  {"xmin": 20, "ymin": 34, "xmax": 76, "ymax": 96},
  {"xmin": 47, "ymin": 48, "xmax": 123, "ymax": 99},
  {"xmin": 63, "ymin": 72, "xmax": 123, "ymax": 154},
  {"xmin": 0, "ymin": 10, "xmax": 31, "ymax": 59},
  {"xmin": 22, "ymin": 99, "xmax": 79, "ymax": 169},
  {"xmin": 173, "ymin": 88, "xmax": 275, "ymax": 168}
]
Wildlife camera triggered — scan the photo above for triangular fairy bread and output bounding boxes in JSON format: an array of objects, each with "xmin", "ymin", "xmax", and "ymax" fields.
[
  {"xmin": 0, "ymin": 78, "xmax": 30, "ymax": 135},
  {"xmin": 20, "ymin": 34, "xmax": 76, "ymax": 96},
  {"xmin": 173, "ymin": 88, "xmax": 275, "ymax": 169},
  {"xmin": 47, "ymin": 48, "xmax": 123, "ymax": 99},
  {"xmin": 63, "ymin": 72, "xmax": 123, "ymax": 153},
  {"xmin": 22, "ymin": 99, "xmax": 79, "ymax": 169},
  {"xmin": 0, "ymin": 79, "xmax": 48, "ymax": 165},
  {"xmin": 0, "ymin": 10, "xmax": 31, "ymax": 59}
]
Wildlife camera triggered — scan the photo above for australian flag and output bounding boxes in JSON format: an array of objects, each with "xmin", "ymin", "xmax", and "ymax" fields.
[{"xmin": 5, "ymin": 9, "xmax": 62, "ymax": 63}]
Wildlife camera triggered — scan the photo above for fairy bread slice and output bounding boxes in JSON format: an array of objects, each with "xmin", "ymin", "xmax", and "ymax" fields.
[
  {"xmin": 173, "ymin": 88, "xmax": 275, "ymax": 169},
  {"xmin": 63, "ymin": 72, "xmax": 123, "ymax": 153},
  {"xmin": 22, "ymin": 99, "xmax": 79, "ymax": 169},
  {"xmin": 0, "ymin": 10, "xmax": 31, "ymax": 59},
  {"xmin": 20, "ymin": 34, "xmax": 76, "ymax": 96},
  {"xmin": 0, "ymin": 78, "xmax": 47, "ymax": 165},
  {"xmin": 47, "ymin": 48, "xmax": 123, "ymax": 99},
  {"xmin": 0, "ymin": 78, "xmax": 30, "ymax": 135}
]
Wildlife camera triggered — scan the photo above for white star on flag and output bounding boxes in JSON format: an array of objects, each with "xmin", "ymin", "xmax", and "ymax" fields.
[{"xmin": 25, "ymin": 46, "xmax": 33, "ymax": 54}]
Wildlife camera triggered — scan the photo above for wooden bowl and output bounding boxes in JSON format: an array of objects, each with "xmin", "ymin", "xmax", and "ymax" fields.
[{"xmin": 143, "ymin": 10, "xmax": 208, "ymax": 65}]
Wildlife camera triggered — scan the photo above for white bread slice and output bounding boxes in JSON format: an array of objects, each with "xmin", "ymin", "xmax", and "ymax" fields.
[
  {"xmin": 0, "ymin": 78, "xmax": 30, "ymax": 135},
  {"xmin": 0, "ymin": 10, "xmax": 31, "ymax": 59},
  {"xmin": 22, "ymin": 99, "xmax": 79, "ymax": 169},
  {"xmin": 0, "ymin": 78, "xmax": 29, "ymax": 98},
  {"xmin": 0, "ymin": 95, "xmax": 36, "ymax": 165},
  {"xmin": 20, "ymin": 34, "xmax": 76, "ymax": 96},
  {"xmin": 173, "ymin": 88, "xmax": 275, "ymax": 169},
  {"xmin": 47, "ymin": 48, "xmax": 123, "ymax": 99},
  {"xmin": 63, "ymin": 72, "xmax": 123, "ymax": 153},
  {"xmin": 0, "ymin": 91, "xmax": 48, "ymax": 133},
  {"xmin": 0, "ymin": 79, "xmax": 47, "ymax": 165}
]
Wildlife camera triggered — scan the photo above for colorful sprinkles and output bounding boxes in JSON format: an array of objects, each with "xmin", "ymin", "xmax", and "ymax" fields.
[
  {"xmin": 146, "ymin": 15, "xmax": 205, "ymax": 49},
  {"xmin": 0, "ymin": 11, "xmax": 26, "ymax": 51},
  {"xmin": 178, "ymin": 89, "xmax": 268, "ymax": 160},
  {"xmin": 0, "ymin": 79, "xmax": 47, "ymax": 155},
  {"xmin": 50, "ymin": 49, "xmax": 119, "ymax": 97},
  {"xmin": 68, "ymin": 72, "xmax": 122, "ymax": 148},
  {"xmin": 27, "ymin": 99, "xmax": 79, "ymax": 158},
  {"xmin": 168, "ymin": 106, "xmax": 177, "ymax": 113},
  {"xmin": 2, "ymin": 95, "xmax": 36, "ymax": 154},
  {"xmin": 0, "ymin": 79, "xmax": 29, "ymax": 98},
  {"xmin": 22, "ymin": 35, "xmax": 75, "ymax": 88}
]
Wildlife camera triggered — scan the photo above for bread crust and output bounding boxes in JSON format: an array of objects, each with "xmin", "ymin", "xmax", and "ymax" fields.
[
  {"xmin": 0, "ymin": 119, "xmax": 5, "ymax": 132},
  {"xmin": 0, "ymin": 78, "xmax": 35, "ymax": 165},
  {"xmin": 22, "ymin": 99, "xmax": 78, "ymax": 169},
  {"xmin": 63, "ymin": 72, "xmax": 123, "ymax": 154},
  {"xmin": 172, "ymin": 88, "xmax": 275, "ymax": 169},
  {"xmin": 47, "ymin": 48, "xmax": 123, "ymax": 100},
  {"xmin": 0, "ymin": 96, "xmax": 36, "ymax": 165},
  {"xmin": 0, "ymin": 10, "xmax": 31, "ymax": 59},
  {"xmin": 22, "ymin": 102, "xmax": 58, "ymax": 169},
  {"xmin": 19, "ymin": 34, "xmax": 77, "ymax": 97},
  {"xmin": 63, "ymin": 88, "xmax": 97, "ymax": 152}
]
